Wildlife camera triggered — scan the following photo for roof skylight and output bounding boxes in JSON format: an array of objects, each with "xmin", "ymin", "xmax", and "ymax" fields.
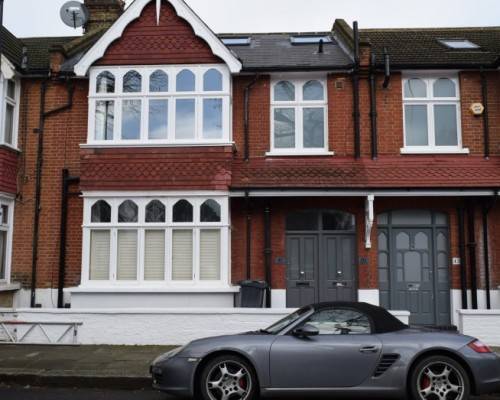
[
  {"xmin": 439, "ymin": 39, "xmax": 480, "ymax": 50},
  {"xmin": 291, "ymin": 36, "xmax": 333, "ymax": 44},
  {"xmin": 221, "ymin": 37, "xmax": 251, "ymax": 46}
]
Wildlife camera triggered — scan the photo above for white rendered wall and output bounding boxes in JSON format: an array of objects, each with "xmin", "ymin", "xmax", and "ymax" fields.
[
  {"xmin": 0, "ymin": 308, "xmax": 410, "ymax": 345},
  {"xmin": 457, "ymin": 310, "xmax": 500, "ymax": 346}
]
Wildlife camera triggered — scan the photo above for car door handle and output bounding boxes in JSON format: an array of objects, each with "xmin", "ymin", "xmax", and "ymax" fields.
[{"xmin": 359, "ymin": 345, "xmax": 379, "ymax": 354}]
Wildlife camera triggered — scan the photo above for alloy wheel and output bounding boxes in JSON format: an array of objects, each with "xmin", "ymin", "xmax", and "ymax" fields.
[
  {"xmin": 417, "ymin": 361, "xmax": 465, "ymax": 400},
  {"xmin": 205, "ymin": 360, "xmax": 252, "ymax": 400}
]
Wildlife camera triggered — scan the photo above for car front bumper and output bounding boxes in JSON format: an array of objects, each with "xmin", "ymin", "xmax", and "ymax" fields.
[{"xmin": 151, "ymin": 356, "xmax": 199, "ymax": 397}]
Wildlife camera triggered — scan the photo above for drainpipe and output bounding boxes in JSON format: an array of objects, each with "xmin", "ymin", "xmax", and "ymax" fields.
[
  {"xmin": 352, "ymin": 21, "xmax": 361, "ymax": 159},
  {"xmin": 480, "ymin": 68, "xmax": 490, "ymax": 159},
  {"xmin": 31, "ymin": 79, "xmax": 74, "ymax": 308},
  {"xmin": 57, "ymin": 169, "xmax": 80, "ymax": 308},
  {"xmin": 244, "ymin": 75, "xmax": 259, "ymax": 161},
  {"xmin": 382, "ymin": 48, "xmax": 391, "ymax": 89},
  {"xmin": 245, "ymin": 191, "xmax": 251, "ymax": 280},
  {"xmin": 457, "ymin": 207, "xmax": 468, "ymax": 309},
  {"xmin": 264, "ymin": 206, "xmax": 272, "ymax": 308},
  {"xmin": 482, "ymin": 195, "xmax": 497, "ymax": 310},
  {"xmin": 467, "ymin": 204, "xmax": 478, "ymax": 310},
  {"xmin": 369, "ymin": 53, "xmax": 378, "ymax": 160}
]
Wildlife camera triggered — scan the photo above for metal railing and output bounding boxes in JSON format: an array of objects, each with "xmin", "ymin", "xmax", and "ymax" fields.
[{"xmin": 0, "ymin": 321, "xmax": 83, "ymax": 344}]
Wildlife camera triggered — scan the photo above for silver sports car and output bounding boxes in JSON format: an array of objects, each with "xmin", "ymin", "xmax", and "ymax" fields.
[{"xmin": 151, "ymin": 302, "xmax": 500, "ymax": 400}]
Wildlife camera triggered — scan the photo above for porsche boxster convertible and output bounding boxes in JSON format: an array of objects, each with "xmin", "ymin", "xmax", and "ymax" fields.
[{"xmin": 150, "ymin": 302, "xmax": 500, "ymax": 399}]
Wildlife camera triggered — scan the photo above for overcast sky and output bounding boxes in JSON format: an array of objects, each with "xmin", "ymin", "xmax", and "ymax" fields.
[{"xmin": 3, "ymin": 0, "xmax": 499, "ymax": 38}]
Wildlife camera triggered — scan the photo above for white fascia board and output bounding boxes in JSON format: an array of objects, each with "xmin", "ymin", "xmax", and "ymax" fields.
[
  {"xmin": 82, "ymin": 190, "xmax": 230, "ymax": 198},
  {"xmin": 74, "ymin": 0, "xmax": 242, "ymax": 76},
  {"xmin": 230, "ymin": 189, "xmax": 500, "ymax": 198},
  {"xmin": 1, "ymin": 55, "xmax": 16, "ymax": 79}
]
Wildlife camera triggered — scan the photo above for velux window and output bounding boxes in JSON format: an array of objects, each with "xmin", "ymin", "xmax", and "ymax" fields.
[
  {"xmin": 402, "ymin": 75, "xmax": 465, "ymax": 153},
  {"xmin": 84, "ymin": 196, "xmax": 228, "ymax": 286},
  {"xmin": 89, "ymin": 65, "xmax": 230, "ymax": 145},
  {"xmin": 270, "ymin": 77, "xmax": 329, "ymax": 155}
]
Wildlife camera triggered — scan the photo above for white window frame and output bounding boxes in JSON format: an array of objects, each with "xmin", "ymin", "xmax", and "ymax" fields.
[
  {"xmin": 0, "ymin": 195, "xmax": 15, "ymax": 284},
  {"xmin": 0, "ymin": 71, "xmax": 21, "ymax": 149},
  {"xmin": 268, "ymin": 75, "xmax": 332, "ymax": 156},
  {"xmin": 401, "ymin": 73, "xmax": 468, "ymax": 154},
  {"xmin": 81, "ymin": 192, "xmax": 230, "ymax": 289},
  {"xmin": 86, "ymin": 65, "xmax": 232, "ymax": 147}
]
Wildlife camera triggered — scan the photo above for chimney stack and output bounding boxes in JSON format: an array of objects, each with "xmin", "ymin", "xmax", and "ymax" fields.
[{"xmin": 83, "ymin": 0, "xmax": 125, "ymax": 33}]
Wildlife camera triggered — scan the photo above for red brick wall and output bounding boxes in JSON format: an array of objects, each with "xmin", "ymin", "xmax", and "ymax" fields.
[
  {"xmin": 0, "ymin": 147, "xmax": 17, "ymax": 195},
  {"xmin": 96, "ymin": 0, "xmax": 222, "ymax": 66},
  {"xmin": 11, "ymin": 79, "xmax": 87, "ymax": 289}
]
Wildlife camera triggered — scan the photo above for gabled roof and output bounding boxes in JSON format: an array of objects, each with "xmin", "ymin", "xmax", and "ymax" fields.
[
  {"xmin": 74, "ymin": 0, "xmax": 242, "ymax": 75},
  {"xmin": 362, "ymin": 27, "xmax": 500, "ymax": 68},
  {"xmin": 218, "ymin": 32, "xmax": 353, "ymax": 71},
  {"xmin": 21, "ymin": 36, "xmax": 78, "ymax": 73}
]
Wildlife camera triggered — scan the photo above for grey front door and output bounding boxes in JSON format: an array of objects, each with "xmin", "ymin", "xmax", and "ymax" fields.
[
  {"xmin": 378, "ymin": 210, "xmax": 451, "ymax": 326},
  {"xmin": 286, "ymin": 210, "xmax": 357, "ymax": 308}
]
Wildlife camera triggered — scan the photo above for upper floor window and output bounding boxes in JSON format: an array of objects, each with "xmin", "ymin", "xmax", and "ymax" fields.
[
  {"xmin": 0, "ymin": 75, "xmax": 19, "ymax": 148},
  {"xmin": 270, "ymin": 77, "xmax": 329, "ymax": 155},
  {"xmin": 402, "ymin": 75, "xmax": 466, "ymax": 154},
  {"xmin": 83, "ymin": 196, "xmax": 229, "ymax": 285},
  {"xmin": 88, "ymin": 65, "xmax": 231, "ymax": 146}
]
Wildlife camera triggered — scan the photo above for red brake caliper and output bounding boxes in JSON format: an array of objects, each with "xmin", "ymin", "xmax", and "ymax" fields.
[{"xmin": 421, "ymin": 375, "xmax": 431, "ymax": 391}]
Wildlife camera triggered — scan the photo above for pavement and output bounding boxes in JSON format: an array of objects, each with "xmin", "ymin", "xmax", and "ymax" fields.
[{"xmin": 0, "ymin": 344, "xmax": 175, "ymax": 390}]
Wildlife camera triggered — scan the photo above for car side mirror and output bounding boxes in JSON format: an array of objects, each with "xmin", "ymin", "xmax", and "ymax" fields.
[{"xmin": 292, "ymin": 324, "xmax": 319, "ymax": 338}]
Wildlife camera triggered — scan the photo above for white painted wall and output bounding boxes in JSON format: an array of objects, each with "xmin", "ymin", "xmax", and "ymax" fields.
[
  {"xmin": 450, "ymin": 289, "xmax": 500, "ymax": 326},
  {"xmin": 457, "ymin": 310, "xmax": 500, "ymax": 346},
  {"xmin": 358, "ymin": 289, "xmax": 380, "ymax": 306},
  {"xmin": 0, "ymin": 308, "xmax": 410, "ymax": 345}
]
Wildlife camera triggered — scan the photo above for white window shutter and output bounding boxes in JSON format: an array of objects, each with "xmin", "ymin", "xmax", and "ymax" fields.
[
  {"xmin": 89, "ymin": 230, "xmax": 110, "ymax": 280},
  {"xmin": 200, "ymin": 230, "xmax": 221, "ymax": 280},
  {"xmin": 172, "ymin": 230, "xmax": 193, "ymax": 280},
  {"xmin": 117, "ymin": 230, "xmax": 138, "ymax": 280},
  {"xmin": 144, "ymin": 230, "xmax": 165, "ymax": 281}
]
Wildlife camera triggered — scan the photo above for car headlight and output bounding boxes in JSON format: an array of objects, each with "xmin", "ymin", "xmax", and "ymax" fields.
[{"xmin": 152, "ymin": 345, "xmax": 188, "ymax": 365}]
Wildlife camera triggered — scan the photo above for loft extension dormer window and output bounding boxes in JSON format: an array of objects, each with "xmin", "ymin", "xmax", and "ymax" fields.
[
  {"xmin": 401, "ymin": 74, "xmax": 468, "ymax": 154},
  {"xmin": 0, "ymin": 71, "xmax": 20, "ymax": 149},
  {"xmin": 87, "ymin": 65, "xmax": 231, "ymax": 146}
]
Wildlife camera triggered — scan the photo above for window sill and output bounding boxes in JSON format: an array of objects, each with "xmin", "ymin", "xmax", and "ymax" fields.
[
  {"xmin": 80, "ymin": 142, "xmax": 234, "ymax": 149},
  {"xmin": 266, "ymin": 150, "xmax": 334, "ymax": 157},
  {"xmin": 0, "ymin": 143, "xmax": 20, "ymax": 153},
  {"xmin": 400, "ymin": 147, "xmax": 470, "ymax": 155},
  {"xmin": 68, "ymin": 285, "xmax": 240, "ymax": 294},
  {"xmin": 0, "ymin": 282, "xmax": 21, "ymax": 292}
]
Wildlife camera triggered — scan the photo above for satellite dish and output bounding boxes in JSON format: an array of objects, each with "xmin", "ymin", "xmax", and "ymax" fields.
[{"xmin": 60, "ymin": 1, "xmax": 90, "ymax": 29}]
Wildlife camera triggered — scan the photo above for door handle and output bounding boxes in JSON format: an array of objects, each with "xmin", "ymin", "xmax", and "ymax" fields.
[{"xmin": 359, "ymin": 345, "xmax": 379, "ymax": 354}]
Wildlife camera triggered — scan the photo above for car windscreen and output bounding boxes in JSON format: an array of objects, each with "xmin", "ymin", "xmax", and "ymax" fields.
[{"xmin": 264, "ymin": 306, "xmax": 312, "ymax": 334}]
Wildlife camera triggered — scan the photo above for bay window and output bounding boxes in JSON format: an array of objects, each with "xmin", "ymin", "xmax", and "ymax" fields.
[
  {"xmin": 0, "ymin": 198, "xmax": 14, "ymax": 283},
  {"xmin": 83, "ymin": 195, "xmax": 229, "ymax": 287},
  {"xmin": 402, "ymin": 75, "xmax": 467, "ymax": 154},
  {"xmin": 269, "ymin": 77, "xmax": 330, "ymax": 155},
  {"xmin": 88, "ymin": 65, "xmax": 231, "ymax": 145}
]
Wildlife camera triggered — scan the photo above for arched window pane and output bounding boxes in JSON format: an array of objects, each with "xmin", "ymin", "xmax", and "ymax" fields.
[
  {"xmin": 173, "ymin": 200, "xmax": 193, "ymax": 222},
  {"xmin": 303, "ymin": 80, "xmax": 324, "ymax": 101},
  {"xmin": 118, "ymin": 200, "xmax": 138, "ymax": 223},
  {"xmin": 123, "ymin": 70, "xmax": 142, "ymax": 93},
  {"xmin": 150, "ymin": 70, "xmax": 168, "ymax": 92},
  {"xmin": 404, "ymin": 78, "xmax": 427, "ymax": 98},
  {"xmin": 433, "ymin": 78, "xmax": 456, "ymax": 97},
  {"xmin": 146, "ymin": 200, "xmax": 166, "ymax": 223},
  {"xmin": 176, "ymin": 69, "xmax": 195, "ymax": 92},
  {"xmin": 274, "ymin": 81, "xmax": 295, "ymax": 101},
  {"xmin": 96, "ymin": 71, "xmax": 115, "ymax": 93},
  {"xmin": 200, "ymin": 200, "xmax": 221, "ymax": 222},
  {"xmin": 203, "ymin": 69, "xmax": 223, "ymax": 91},
  {"xmin": 91, "ymin": 200, "xmax": 111, "ymax": 223}
]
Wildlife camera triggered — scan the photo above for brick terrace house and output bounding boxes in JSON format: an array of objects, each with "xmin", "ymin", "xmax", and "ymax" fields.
[{"xmin": 1, "ymin": 0, "xmax": 499, "ymax": 327}]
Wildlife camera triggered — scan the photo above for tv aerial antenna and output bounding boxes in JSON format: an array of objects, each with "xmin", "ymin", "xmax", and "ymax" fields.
[{"xmin": 60, "ymin": 1, "xmax": 90, "ymax": 29}]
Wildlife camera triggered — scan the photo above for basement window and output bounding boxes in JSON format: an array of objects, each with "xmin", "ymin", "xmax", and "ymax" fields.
[
  {"xmin": 291, "ymin": 36, "xmax": 332, "ymax": 44},
  {"xmin": 439, "ymin": 39, "xmax": 480, "ymax": 50},
  {"xmin": 221, "ymin": 37, "xmax": 251, "ymax": 46}
]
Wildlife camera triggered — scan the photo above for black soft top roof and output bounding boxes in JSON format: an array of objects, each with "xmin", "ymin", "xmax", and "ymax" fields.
[{"xmin": 311, "ymin": 302, "xmax": 408, "ymax": 334}]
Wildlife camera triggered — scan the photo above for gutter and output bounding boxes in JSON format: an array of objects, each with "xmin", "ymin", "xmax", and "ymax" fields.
[{"xmin": 30, "ymin": 78, "xmax": 75, "ymax": 308}]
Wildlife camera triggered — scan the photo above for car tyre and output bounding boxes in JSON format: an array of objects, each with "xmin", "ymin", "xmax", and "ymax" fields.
[
  {"xmin": 199, "ymin": 354, "xmax": 258, "ymax": 400},
  {"xmin": 410, "ymin": 355, "xmax": 470, "ymax": 400}
]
